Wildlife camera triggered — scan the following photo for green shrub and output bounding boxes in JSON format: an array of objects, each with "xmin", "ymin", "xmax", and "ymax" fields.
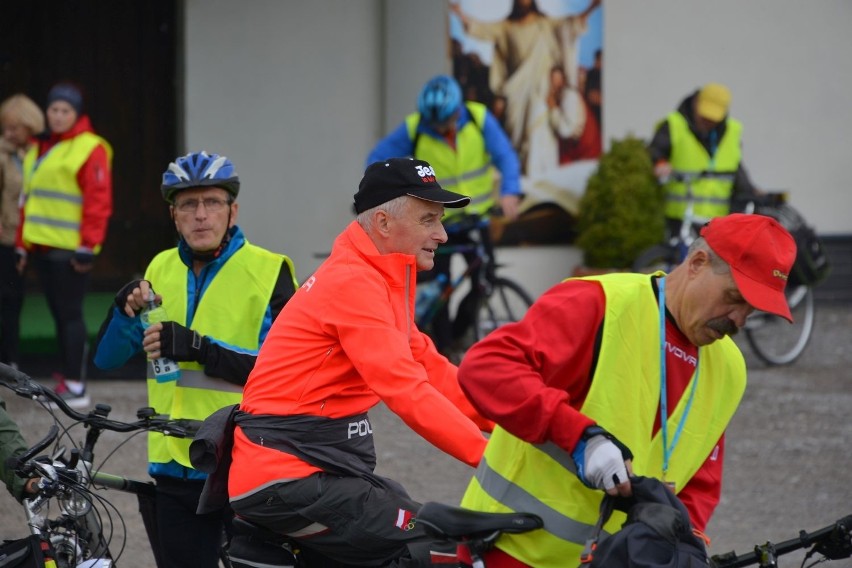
[{"xmin": 576, "ymin": 136, "xmax": 665, "ymax": 268}]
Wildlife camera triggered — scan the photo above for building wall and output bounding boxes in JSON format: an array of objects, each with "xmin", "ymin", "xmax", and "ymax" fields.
[{"xmin": 185, "ymin": 0, "xmax": 852, "ymax": 286}]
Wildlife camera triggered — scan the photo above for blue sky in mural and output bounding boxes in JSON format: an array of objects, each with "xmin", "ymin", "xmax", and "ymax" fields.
[{"xmin": 449, "ymin": 0, "xmax": 603, "ymax": 69}]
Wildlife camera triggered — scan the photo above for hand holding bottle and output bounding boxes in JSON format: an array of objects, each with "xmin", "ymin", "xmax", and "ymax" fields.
[{"xmin": 140, "ymin": 290, "xmax": 181, "ymax": 383}]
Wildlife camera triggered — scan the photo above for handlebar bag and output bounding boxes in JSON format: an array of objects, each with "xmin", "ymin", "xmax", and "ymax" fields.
[{"xmin": 582, "ymin": 476, "xmax": 709, "ymax": 568}]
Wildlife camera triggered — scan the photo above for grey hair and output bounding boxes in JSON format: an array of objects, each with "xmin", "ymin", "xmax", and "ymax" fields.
[
  {"xmin": 356, "ymin": 195, "xmax": 411, "ymax": 232},
  {"xmin": 688, "ymin": 237, "xmax": 731, "ymax": 274}
]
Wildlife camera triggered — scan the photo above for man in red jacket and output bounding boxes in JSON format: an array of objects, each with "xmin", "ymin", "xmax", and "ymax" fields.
[{"xmin": 228, "ymin": 158, "xmax": 493, "ymax": 566}]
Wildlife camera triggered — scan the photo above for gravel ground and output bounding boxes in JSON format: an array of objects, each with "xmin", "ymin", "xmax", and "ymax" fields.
[{"xmin": 1, "ymin": 304, "xmax": 850, "ymax": 568}]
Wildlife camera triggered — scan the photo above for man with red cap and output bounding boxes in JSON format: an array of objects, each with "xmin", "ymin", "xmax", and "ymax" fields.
[{"xmin": 454, "ymin": 213, "xmax": 796, "ymax": 568}]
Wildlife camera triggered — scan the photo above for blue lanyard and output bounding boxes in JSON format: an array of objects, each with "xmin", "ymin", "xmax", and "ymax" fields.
[{"xmin": 658, "ymin": 277, "xmax": 700, "ymax": 482}]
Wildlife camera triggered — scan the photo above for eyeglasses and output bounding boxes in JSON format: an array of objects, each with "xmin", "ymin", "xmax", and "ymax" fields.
[{"xmin": 174, "ymin": 197, "xmax": 232, "ymax": 213}]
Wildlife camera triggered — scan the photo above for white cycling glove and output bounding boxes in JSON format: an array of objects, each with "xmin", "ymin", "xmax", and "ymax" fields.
[{"xmin": 571, "ymin": 426, "xmax": 633, "ymax": 491}]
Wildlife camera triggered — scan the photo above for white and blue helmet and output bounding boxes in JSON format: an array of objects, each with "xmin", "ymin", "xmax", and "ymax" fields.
[{"xmin": 161, "ymin": 151, "xmax": 240, "ymax": 203}]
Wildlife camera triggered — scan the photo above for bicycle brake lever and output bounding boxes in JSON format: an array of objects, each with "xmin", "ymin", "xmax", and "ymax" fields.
[{"xmin": 813, "ymin": 515, "xmax": 852, "ymax": 560}]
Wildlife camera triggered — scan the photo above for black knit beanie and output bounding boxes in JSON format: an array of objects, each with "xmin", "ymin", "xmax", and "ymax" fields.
[{"xmin": 46, "ymin": 83, "xmax": 84, "ymax": 115}]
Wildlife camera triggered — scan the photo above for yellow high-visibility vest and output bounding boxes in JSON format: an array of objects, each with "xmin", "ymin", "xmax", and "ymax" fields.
[
  {"xmin": 22, "ymin": 132, "xmax": 112, "ymax": 251},
  {"xmin": 144, "ymin": 242, "xmax": 295, "ymax": 467},
  {"xmin": 406, "ymin": 102, "xmax": 495, "ymax": 217},
  {"xmin": 663, "ymin": 113, "xmax": 742, "ymax": 221},
  {"xmin": 460, "ymin": 273, "xmax": 746, "ymax": 567}
]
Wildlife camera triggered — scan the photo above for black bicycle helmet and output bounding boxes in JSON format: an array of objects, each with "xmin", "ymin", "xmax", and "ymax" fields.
[
  {"xmin": 418, "ymin": 75, "xmax": 463, "ymax": 125},
  {"xmin": 161, "ymin": 151, "xmax": 240, "ymax": 203}
]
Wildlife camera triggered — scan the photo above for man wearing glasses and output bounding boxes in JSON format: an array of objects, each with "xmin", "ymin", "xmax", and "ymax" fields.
[{"xmin": 93, "ymin": 151, "xmax": 298, "ymax": 568}]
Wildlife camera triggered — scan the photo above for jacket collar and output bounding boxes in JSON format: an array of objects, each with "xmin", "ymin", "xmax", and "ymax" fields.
[
  {"xmin": 177, "ymin": 225, "xmax": 245, "ymax": 269},
  {"xmin": 336, "ymin": 221, "xmax": 417, "ymax": 289}
]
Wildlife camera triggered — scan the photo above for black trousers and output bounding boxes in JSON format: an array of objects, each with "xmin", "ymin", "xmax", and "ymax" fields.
[
  {"xmin": 231, "ymin": 473, "xmax": 456, "ymax": 567},
  {"xmin": 154, "ymin": 476, "xmax": 231, "ymax": 568},
  {"xmin": 0, "ymin": 245, "xmax": 23, "ymax": 365},
  {"xmin": 30, "ymin": 250, "xmax": 90, "ymax": 379}
]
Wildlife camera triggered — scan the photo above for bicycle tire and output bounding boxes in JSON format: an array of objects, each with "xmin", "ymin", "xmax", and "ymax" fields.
[
  {"xmin": 472, "ymin": 277, "xmax": 534, "ymax": 342},
  {"xmin": 631, "ymin": 243, "xmax": 679, "ymax": 274},
  {"xmin": 743, "ymin": 284, "xmax": 815, "ymax": 366}
]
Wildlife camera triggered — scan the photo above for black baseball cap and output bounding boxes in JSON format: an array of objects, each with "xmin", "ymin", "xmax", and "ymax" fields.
[{"xmin": 353, "ymin": 158, "xmax": 470, "ymax": 214}]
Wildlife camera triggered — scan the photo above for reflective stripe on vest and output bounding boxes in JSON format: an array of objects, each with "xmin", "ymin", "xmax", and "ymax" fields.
[
  {"xmin": 406, "ymin": 102, "xmax": 495, "ymax": 216},
  {"xmin": 664, "ymin": 113, "xmax": 742, "ymax": 221},
  {"xmin": 144, "ymin": 242, "xmax": 291, "ymax": 468},
  {"xmin": 460, "ymin": 273, "xmax": 746, "ymax": 566},
  {"xmin": 22, "ymin": 132, "xmax": 112, "ymax": 251}
]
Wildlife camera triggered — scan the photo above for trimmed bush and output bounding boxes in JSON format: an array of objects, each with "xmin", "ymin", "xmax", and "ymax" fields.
[{"xmin": 577, "ymin": 136, "xmax": 665, "ymax": 268}]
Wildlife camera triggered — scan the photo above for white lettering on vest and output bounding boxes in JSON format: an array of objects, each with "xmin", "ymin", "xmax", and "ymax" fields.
[
  {"xmin": 347, "ymin": 419, "xmax": 373, "ymax": 439},
  {"xmin": 666, "ymin": 342, "xmax": 698, "ymax": 367},
  {"xmin": 302, "ymin": 276, "xmax": 316, "ymax": 292}
]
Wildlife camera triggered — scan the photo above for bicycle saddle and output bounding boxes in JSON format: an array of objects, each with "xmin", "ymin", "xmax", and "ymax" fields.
[{"xmin": 416, "ymin": 502, "xmax": 543, "ymax": 540}]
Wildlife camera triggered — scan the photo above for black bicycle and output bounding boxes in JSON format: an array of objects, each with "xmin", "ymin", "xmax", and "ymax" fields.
[
  {"xmin": 0, "ymin": 363, "xmax": 202, "ymax": 568},
  {"xmin": 416, "ymin": 213, "xmax": 534, "ymax": 360},
  {"xmin": 631, "ymin": 171, "xmax": 817, "ymax": 366}
]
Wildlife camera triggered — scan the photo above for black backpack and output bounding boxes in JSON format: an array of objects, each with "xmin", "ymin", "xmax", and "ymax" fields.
[
  {"xmin": 755, "ymin": 202, "xmax": 831, "ymax": 287},
  {"xmin": 580, "ymin": 476, "xmax": 710, "ymax": 568}
]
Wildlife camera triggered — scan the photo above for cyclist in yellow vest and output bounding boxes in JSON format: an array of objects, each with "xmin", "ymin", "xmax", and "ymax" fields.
[
  {"xmin": 16, "ymin": 83, "xmax": 112, "ymax": 408},
  {"xmin": 649, "ymin": 83, "xmax": 760, "ymax": 235},
  {"xmin": 366, "ymin": 75, "xmax": 521, "ymax": 355},
  {"xmin": 93, "ymin": 151, "xmax": 298, "ymax": 568},
  {"xmin": 455, "ymin": 213, "xmax": 796, "ymax": 568}
]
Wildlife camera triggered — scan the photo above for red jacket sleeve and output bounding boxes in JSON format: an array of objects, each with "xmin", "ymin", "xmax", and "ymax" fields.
[
  {"xmin": 77, "ymin": 144, "xmax": 113, "ymax": 250},
  {"xmin": 410, "ymin": 326, "xmax": 494, "ymax": 433},
  {"xmin": 458, "ymin": 280, "xmax": 605, "ymax": 454}
]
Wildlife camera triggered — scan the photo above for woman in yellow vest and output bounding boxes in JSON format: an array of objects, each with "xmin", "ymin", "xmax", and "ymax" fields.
[
  {"xmin": 456, "ymin": 214, "xmax": 797, "ymax": 567},
  {"xmin": 93, "ymin": 151, "xmax": 298, "ymax": 568},
  {"xmin": 0, "ymin": 94, "xmax": 44, "ymax": 371},
  {"xmin": 17, "ymin": 83, "xmax": 113, "ymax": 408}
]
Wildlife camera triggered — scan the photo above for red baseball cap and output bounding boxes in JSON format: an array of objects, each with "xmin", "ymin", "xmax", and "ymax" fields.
[{"xmin": 700, "ymin": 214, "xmax": 797, "ymax": 322}]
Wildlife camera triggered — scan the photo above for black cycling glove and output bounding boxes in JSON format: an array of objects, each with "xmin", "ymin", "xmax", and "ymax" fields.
[{"xmin": 159, "ymin": 321, "xmax": 210, "ymax": 363}]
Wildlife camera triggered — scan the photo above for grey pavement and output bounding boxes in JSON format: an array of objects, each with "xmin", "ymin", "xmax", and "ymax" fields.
[{"xmin": 1, "ymin": 304, "xmax": 850, "ymax": 568}]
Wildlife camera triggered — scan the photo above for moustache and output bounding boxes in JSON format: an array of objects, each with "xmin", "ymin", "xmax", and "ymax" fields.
[{"xmin": 707, "ymin": 317, "xmax": 738, "ymax": 337}]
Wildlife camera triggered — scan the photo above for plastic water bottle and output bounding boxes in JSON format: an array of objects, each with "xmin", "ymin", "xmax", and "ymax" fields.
[
  {"xmin": 140, "ymin": 290, "xmax": 181, "ymax": 383},
  {"xmin": 415, "ymin": 273, "xmax": 448, "ymax": 321}
]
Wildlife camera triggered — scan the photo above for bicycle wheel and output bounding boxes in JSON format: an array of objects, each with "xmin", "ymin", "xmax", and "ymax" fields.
[
  {"xmin": 631, "ymin": 244, "xmax": 678, "ymax": 273},
  {"xmin": 472, "ymin": 277, "xmax": 534, "ymax": 342},
  {"xmin": 743, "ymin": 284, "xmax": 815, "ymax": 366}
]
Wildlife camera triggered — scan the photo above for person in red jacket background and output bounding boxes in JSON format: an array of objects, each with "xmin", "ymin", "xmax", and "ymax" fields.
[
  {"xmin": 16, "ymin": 82, "xmax": 112, "ymax": 408},
  {"xmin": 228, "ymin": 158, "xmax": 492, "ymax": 567}
]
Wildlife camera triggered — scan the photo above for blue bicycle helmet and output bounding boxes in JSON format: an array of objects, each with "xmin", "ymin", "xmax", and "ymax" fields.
[
  {"xmin": 417, "ymin": 75, "xmax": 463, "ymax": 125},
  {"xmin": 161, "ymin": 151, "xmax": 240, "ymax": 203}
]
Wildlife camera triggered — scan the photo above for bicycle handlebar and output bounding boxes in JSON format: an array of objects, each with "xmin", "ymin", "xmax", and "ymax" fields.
[
  {"xmin": 0, "ymin": 362, "xmax": 200, "ymax": 438},
  {"xmin": 444, "ymin": 212, "xmax": 492, "ymax": 235},
  {"xmin": 711, "ymin": 514, "xmax": 852, "ymax": 567}
]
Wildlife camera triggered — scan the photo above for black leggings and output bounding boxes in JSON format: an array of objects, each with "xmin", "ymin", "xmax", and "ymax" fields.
[
  {"xmin": 0, "ymin": 245, "xmax": 24, "ymax": 365},
  {"xmin": 31, "ymin": 250, "xmax": 90, "ymax": 379}
]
